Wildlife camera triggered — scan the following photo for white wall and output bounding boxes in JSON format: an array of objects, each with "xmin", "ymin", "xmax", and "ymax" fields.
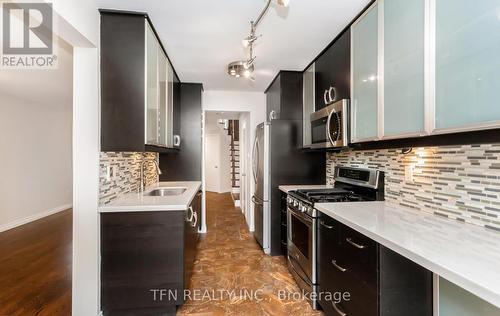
[
  {"xmin": 0, "ymin": 40, "xmax": 73, "ymax": 232},
  {"xmin": 204, "ymin": 116, "xmax": 233, "ymax": 193},
  {"xmin": 49, "ymin": 1, "xmax": 100, "ymax": 315},
  {"xmin": 203, "ymin": 91, "xmax": 266, "ymax": 231}
]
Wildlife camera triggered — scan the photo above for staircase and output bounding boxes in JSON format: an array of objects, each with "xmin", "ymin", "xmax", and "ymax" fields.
[{"xmin": 228, "ymin": 120, "xmax": 240, "ymax": 207}]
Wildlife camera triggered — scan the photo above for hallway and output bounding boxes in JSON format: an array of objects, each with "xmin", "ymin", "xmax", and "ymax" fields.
[{"xmin": 178, "ymin": 192, "xmax": 322, "ymax": 316}]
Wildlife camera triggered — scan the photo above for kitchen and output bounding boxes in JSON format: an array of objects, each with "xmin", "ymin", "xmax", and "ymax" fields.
[{"xmin": 1, "ymin": 0, "xmax": 500, "ymax": 316}]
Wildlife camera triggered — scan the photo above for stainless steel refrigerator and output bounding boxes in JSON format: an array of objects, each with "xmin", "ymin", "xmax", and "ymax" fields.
[
  {"xmin": 252, "ymin": 120, "xmax": 325, "ymax": 256},
  {"xmin": 252, "ymin": 123, "xmax": 270, "ymax": 253}
]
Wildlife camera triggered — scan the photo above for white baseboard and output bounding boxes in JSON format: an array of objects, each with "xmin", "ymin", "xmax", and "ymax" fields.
[{"xmin": 0, "ymin": 204, "xmax": 72, "ymax": 233}]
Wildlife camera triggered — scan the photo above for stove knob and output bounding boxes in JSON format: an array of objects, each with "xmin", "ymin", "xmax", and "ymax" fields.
[
  {"xmin": 294, "ymin": 200, "xmax": 299, "ymax": 208},
  {"xmin": 301, "ymin": 205, "xmax": 307, "ymax": 213}
]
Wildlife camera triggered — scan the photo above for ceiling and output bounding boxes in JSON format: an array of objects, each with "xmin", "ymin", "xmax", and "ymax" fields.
[{"xmin": 96, "ymin": 0, "xmax": 370, "ymax": 92}]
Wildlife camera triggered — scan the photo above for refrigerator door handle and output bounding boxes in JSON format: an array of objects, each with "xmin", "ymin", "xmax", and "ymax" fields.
[
  {"xmin": 252, "ymin": 195, "xmax": 263, "ymax": 205},
  {"xmin": 252, "ymin": 135, "xmax": 259, "ymax": 184}
]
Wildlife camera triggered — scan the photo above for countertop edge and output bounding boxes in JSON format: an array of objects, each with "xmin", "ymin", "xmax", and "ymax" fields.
[
  {"xmin": 98, "ymin": 181, "xmax": 202, "ymax": 213},
  {"xmin": 316, "ymin": 202, "xmax": 500, "ymax": 308}
]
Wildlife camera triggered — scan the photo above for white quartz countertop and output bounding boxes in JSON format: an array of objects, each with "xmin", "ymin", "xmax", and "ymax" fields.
[
  {"xmin": 315, "ymin": 201, "xmax": 500, "ymax": 308},
  {"xmin": 279, "ymin": 184, "xmax": 333, "ymax": 193},
  {"xmin": 99, "ymin": 181, "xmax": 202, "ymax": 212}
]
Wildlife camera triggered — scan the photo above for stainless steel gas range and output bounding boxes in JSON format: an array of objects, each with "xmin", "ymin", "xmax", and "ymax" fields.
[{"xmin": 286, "ymin": 166, "xmax": 385, "ymax": 309}]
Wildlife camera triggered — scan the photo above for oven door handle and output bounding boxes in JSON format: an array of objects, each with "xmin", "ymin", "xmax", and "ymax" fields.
[{"xmin": 288, "ymin": 207, "xmax": 313, "ymax": 225}]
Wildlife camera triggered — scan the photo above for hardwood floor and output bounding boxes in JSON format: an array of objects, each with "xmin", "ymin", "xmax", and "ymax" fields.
[
  {"xmin": 0, "ymin": 210, "xmax": 72, "ymax": 316},
  {"xmin": 178, "ymin": 192, "xmax": 322, "ymax": 316}
]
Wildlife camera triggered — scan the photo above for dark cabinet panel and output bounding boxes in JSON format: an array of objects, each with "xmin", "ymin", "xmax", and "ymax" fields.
[
  {"xmin": 160, "ymin": 83, "xmax": 203, "ymax": 181},
  {"xmin": 266, "ymin": 75, "xmax": 281, "ymax": 121},
  {"xmin": 317, "ymin": 215, "xmax": 433, "ymax": 316},
  {"xmin": 101, "ymin": 211, "xmax": 185, "ymax": 314},
  {"xmin": 265, "ymin": 71, "xmax": 303, "ymax": 122},
  {"xmin": 315, "ymin": 30, "xmax": 351, "ymax": 110},
  {"xmin": 101, "ymin": 202, "xmax": 201, "ymax": 315},
  {"xmin": 379, "ymin": 245, "xmax": 433, "ymax": 316},
  {"xmin": 100, "ymin": 11, "xmax": 181, "ymax": 153},
  {"xmin": 100, "ymin": 12, "xmax": 146, "ymax": 152}
]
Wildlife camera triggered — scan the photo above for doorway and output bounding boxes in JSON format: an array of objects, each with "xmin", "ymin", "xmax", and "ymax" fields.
[
  {"xmin": 203, "ymin": 111, "xmax": 251, "ymax": 214},
  {"xmin": 205, "ymin": 134, "xmax": 222, "ymax": 192}
]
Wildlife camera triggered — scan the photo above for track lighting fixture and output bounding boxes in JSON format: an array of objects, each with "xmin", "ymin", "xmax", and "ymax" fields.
[{"xmin": 227, "ymin": 0, "xmax": 290, "ymax": 80}]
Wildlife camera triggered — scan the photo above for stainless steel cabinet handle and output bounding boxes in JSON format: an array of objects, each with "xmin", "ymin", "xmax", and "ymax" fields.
[
  {"xmin": 332, "ymin": 302, "xmax": 347, "ymax": 316},
  {"xmin": 320, "ymin": 220, "xmax": 334, "ymax": 229},
  {"xmin": 173, "ymin": 135, "xmax": 181, "ymax": 147},
  {"xmin": 191, "ymin": 211, "xmax": 198, "ymax": 228},
  {"xmin": 332, "ymin": 260, "xmax": 347, "ymax": 272},
  {"xmin": 324, "ymin": 89, "xmax": 329, "ymax": 105},
  {"xmin": 187, "ymin": 207, "xmax": 194, "ymax": 222},
  {"xmin": 346, "ymin": 237, "xmax": 366, "ymax": 249}
]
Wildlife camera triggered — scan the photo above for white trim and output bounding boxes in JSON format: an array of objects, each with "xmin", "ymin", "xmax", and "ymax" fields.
[
  {"xmin": 432, "ymin": 120, "xmax": 500, "ymax": 135},
  {"xmin": 425, "ymin": 0, "xmax": 436, "ymax": 134},
  {"xmin": 433, "ymin": 274, "xmax": 440, "ymax": 316},
  {"xmin": 381, "ymin": 131, "xmax": 428, "ymax": 140},
  {"xmin": 0, "ymin": 204, "xmax": 72, "ymax": 233},
  {"xmin": 377, "ymin": 0, "xmax": 385, "ymax": 140},
  {"xmin": 350, "ymin": 23, "xmax": 357, "ymax": 145},
  {"xmin": 144, "ymin": 20, "xmax": 149, "ymax": 145}
]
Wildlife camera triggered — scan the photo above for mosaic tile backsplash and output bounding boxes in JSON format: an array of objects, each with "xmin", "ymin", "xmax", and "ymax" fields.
[
  {"xmin": 326, "ymin": 144, "xmax": 500, "ymax": 231},
  {"xmin": 99, "ymin": 152, "xmax": 159, "ymax": 205}
]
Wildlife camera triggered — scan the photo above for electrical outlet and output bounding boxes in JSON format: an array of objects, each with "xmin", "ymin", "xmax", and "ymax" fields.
[
  {"xmin": 405, "ymin": 165, "xmax": 415, "ymax": 183},
  {"xmin": 112, "ymin": 166, "xmax": 118, "ymax": 179},
  {"xmin": 106, "ymin": 166, "xmax": 111, "ymax": 182}
]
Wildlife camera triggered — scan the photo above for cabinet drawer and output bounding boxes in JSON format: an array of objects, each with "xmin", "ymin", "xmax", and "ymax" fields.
[{"xmin": 340, "ymin": 225, "xmax": 378, "ymax": 288}]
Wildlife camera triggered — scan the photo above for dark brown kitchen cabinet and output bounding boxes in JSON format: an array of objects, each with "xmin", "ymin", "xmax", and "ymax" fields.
[
  {"xmin": 314, "ymin": 29, "xmax": 351, "ymax": 110},
  {"xmin": 318, "ymin": 214, "xmax": 433, "ymax": 316},
  {"xmin": 101, "ymin": 199, "xmax": 200, "ymax": 315},
  {"xmin": 160, "ymin": 83, "xmax": 203, "ymax": 181},
  {"xmin": 264, "ymin": 71, "xmax": 303, "ymax": 122},
  {"xmin": 100, "ymin": 10, "xmax": 181, "ymax": 153}
]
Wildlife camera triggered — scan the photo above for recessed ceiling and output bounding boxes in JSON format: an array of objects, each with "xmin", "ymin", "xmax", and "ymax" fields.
[{"xmin": 96, "ymin": 0, "xmax": 370, "ymax": 92}]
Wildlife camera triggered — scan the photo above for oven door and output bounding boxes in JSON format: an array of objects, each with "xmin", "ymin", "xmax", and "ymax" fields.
[{"xmin": 287, "ymin": 207, "xmax": 315, "ymax": 282}]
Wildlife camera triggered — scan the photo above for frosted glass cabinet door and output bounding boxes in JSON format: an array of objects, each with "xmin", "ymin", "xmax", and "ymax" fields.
[
  {"xmin": 146, "ymin": 24, "xmax": 159, "ymax": 145},
  {"xmin": 383, "ymin": 0, "xmax": 425, "ymax": 136},
  {"xmin": 435, "ymin": 0, "xmax": 500, "ymax": 130},
  {"xmin": 166, "ymin": 61, "xmax": 174, "ymax": 147},
  {"xmin": 158, "ymin": 49, "xmax": 167, "ymax": 146},
  {"xmin": 352, "ymin": 4, "xmax": 379, "ymax": 142}
]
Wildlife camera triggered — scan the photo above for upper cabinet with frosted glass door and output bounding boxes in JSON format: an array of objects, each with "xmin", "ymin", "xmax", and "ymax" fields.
[
  {"xmin": 351, "ymin": 0, "xmax": 427, "ymax": 143},
  {"xmin": 433, "ymin": 0, "xmax": 500, "ymax": 133},
  {"xmin": 100, "ymin": 11, "xmax": 179, "ymax": 152},
  {"xmin": 382, "ymin": 0, "xmax": 427, "ymax": 138},
  {"xmin": 351, "ymin": 3, "xmax": 379, "ymax": 142},
  {"xmin": 146, "ymin": 22, "xmax": 175, "ymax": 148},
  {"xmin": 350, "ymin": 0, "xmax": 500, "ymax": 144}
]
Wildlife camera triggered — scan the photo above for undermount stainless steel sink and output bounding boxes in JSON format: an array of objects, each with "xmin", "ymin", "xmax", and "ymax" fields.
[{"xmin": 143, "ymin": 187, "xmax": 187, "ymax": 197}]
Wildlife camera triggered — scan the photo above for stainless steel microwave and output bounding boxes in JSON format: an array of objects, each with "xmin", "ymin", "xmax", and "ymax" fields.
[{"xmin": 310, "ymin": 99, "xmax": 349, "ymax": 149}]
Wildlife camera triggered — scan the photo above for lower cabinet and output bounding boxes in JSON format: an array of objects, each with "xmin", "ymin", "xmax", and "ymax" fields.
[
  {"xmin": 280, "ymin": 192, "xmax": 288, "ymax": 254},
  {"xmin": 318, "ymin": 214, "xmax": 433, "ymax": 316},
  {"xmin": 100, "ymin": 197, "xmax": 200, "ymax": 315}
]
